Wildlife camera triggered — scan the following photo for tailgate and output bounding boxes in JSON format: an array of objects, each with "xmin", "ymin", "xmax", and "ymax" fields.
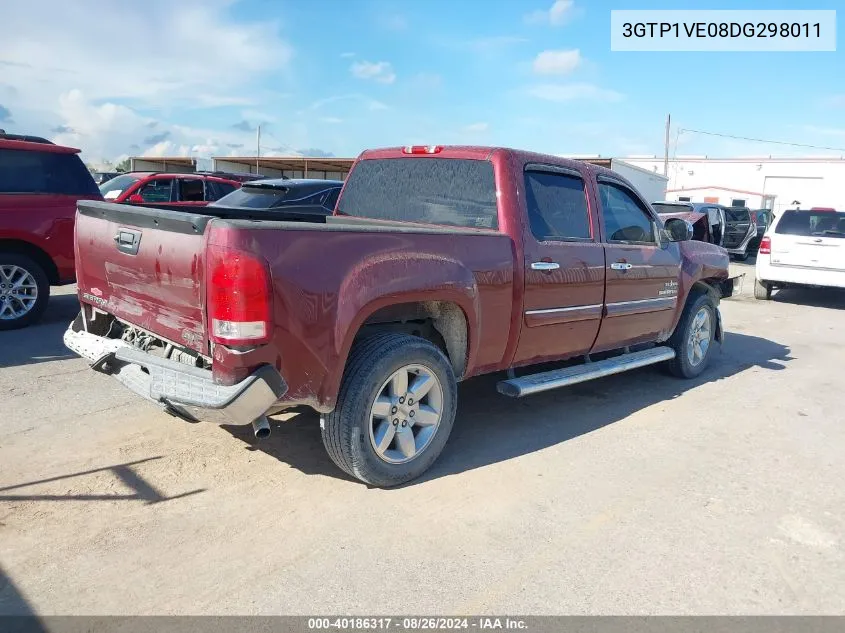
[
  {"xmin": 75, "ymin": 201, "xmax": 212, "ymax": 354},
  {"xmin": 771, "ymin": 234, "xmax": 845, "ymax": 272}
]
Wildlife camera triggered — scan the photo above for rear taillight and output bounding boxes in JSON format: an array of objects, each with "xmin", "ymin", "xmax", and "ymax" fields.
[
  {"xmin": 759, "ymin": 236, "xmax": 771, "ymax": 254},
  {"xmin": 207, "ymin": 245, "xmax": 272, "ymax": 345}
]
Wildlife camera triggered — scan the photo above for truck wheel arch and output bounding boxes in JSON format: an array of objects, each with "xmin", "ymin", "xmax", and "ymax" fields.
[{"xmin": 321, "ymin": 297, "xmax": 475, "ymax": 410}]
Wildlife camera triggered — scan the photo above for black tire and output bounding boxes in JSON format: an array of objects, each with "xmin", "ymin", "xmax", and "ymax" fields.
[
  {"xmin": 322, "ymin": 333, "xmax": 458, "ymax": 487},
  {"xmin": 665, "ymin": 292, "xmax": 717, "ymax": 379},
  {"xmin": 734, "ymin": 252, "xmax": 749, "ymax": 262},
  {"xmin": 0, "ymin": 252, "xmax": 50, "ymax": 331},
  {"xmin": 754, "ymin": 278, "xmax": 772, "ymax": 301}
]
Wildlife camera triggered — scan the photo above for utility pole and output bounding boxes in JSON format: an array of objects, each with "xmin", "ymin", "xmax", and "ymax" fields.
[
  {"xmin": 663, "ymin": 114, "xmax": 671, "ymax": 177},
  {"xmin": 256, "ymin": 125, "xmax": 261, "ymax": 174}
]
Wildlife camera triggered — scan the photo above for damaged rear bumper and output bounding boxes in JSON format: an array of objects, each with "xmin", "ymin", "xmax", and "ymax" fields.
[{"xmin": 63, "ymin": 326, "xmax": 287, "ymax": 425}]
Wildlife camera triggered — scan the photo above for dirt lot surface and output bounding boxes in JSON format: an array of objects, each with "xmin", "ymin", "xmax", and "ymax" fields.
[{"xmin": 2, "ymin": 261, "xmax": 844, "ymax": 615}]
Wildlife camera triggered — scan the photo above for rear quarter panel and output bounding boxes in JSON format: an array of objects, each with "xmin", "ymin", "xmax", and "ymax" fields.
[{"xmin": 208, "ymin": 222, "xmax": 516, "ymax": 411}]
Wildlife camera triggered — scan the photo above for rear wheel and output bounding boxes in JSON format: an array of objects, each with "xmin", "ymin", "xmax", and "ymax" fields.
[
  {"xmin": 665, "ymin": 292, "xmax": 716, "ymax": 379},
  {"xmin": 734, "ymin": 252, "xmax": 749, "ymax": 262},
  {"xmin": 322, "ymin": 333, "xmax": 458, "ymax": 487},
  {"xmin": 754, "ymin": 279, "xmax": 772, "ymax": 301},
  {"xmin": 0, "ymin": 253, "xmax": 50, "ymax": 330}
]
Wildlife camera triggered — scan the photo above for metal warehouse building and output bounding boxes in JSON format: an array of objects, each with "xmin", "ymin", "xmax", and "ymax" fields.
[
  {"xmin": 619, "ymin": 156, "xmax": 845, "ymax": 212},
  {"xmin": 211, "ymin": 156, "xmax": 354, "ymax": 180},
  {"xmin": 128, "ymin": 156, "xmax": 198, "ymax": 173}
]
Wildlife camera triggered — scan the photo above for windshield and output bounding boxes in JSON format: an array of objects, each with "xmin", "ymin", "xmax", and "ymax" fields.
[
  {"xmin": 775, "ymin": 211, "xmax": 845, "ymax": 238},
  {"xmin": 336, "ymin": 157, "xmax": 498, "ymax": 229},
  {"xmin": 99, "ymin": 174, "xmax": 139, "ymax": 200},
  {"xmin": 725, "ymin": 208, "xmax": 751, "ymax": 222},
  {"xmin": 652, "ymin": 203, "xmax": 692, "ymax": 214}
]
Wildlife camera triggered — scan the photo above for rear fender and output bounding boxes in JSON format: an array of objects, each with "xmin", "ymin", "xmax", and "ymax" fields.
[{"xmin": 321, "ymin": 253, "xmax": 480, "ymax": 407}]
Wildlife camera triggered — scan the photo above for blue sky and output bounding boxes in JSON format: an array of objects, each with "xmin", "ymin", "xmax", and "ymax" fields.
[{"xmin": 0, "ymin": 0, "xmax": 842, "ymax": 165}]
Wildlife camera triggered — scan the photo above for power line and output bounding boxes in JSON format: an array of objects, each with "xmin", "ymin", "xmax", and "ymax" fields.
[{"xmin": 678, "ymin": 128, "xmax": 845, "ymax": 153}]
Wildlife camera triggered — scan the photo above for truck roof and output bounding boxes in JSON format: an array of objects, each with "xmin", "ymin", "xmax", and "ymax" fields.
[{"xmin": 357, "ymin": 145, "xmax": 614, "ymax": 177}]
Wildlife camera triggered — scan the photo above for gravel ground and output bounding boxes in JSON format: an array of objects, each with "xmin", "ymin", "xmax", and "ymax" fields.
[{"xmin": 1, "ymin": 261, "xmax": 844, "ymax": 615}]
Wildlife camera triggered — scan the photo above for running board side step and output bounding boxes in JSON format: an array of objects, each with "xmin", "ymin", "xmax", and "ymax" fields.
[{"xmin": 497, "ymin": 346, "xmax": 675, "ymax": 398}]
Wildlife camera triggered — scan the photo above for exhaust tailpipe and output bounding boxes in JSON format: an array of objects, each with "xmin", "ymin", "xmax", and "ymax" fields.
[{"xmin": 251, "ymin": 416, "xmax": 271, "ymax": 440}]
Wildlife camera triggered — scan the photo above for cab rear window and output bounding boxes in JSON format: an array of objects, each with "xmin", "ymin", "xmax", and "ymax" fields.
[
  {"xmin": 337, "ymin": 158, "xmax": 498, "ymax": 229},
  {"xmin": 775, "ymin": 211, "xmax": 845, "ymax": 238}
]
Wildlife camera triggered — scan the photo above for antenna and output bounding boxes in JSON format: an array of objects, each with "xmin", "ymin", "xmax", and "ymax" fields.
[{"xmin": 256, "ymin": 125, "xmax": 261, "ymax": 174}]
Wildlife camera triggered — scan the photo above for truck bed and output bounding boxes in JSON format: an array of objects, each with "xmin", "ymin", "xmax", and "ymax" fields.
[{"xmin": 74, "ymin": 200, "xmax": 517, "ymax": 409}]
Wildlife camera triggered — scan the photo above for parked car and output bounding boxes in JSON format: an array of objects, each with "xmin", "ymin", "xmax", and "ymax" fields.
[
  {"xmin": 91, "ymin": 171, "xmax": 121, "ymax": 185},
  {"xmin": 755, "ymin": 208, "xmax": 845, "ymax": 300},
  {"xmin": 652, "ymin": 201, "xmax": 726, "ymax": 247},
  {"xmin": 207, "ymin": 178, "xmax": 343, "ymax": 218},
  {"xmin": 64, "ymin": 145, "xmax": 734, "ymax": 486},
  {"xmin": 98, "ymin": 172, "xmax": 245, "ymax": 208},
  {"xmin": 0, "ymin": 132, "xmax": 102, "ymax": 329}
]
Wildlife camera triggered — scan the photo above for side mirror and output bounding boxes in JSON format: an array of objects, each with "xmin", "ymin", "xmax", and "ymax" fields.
[
  {"xmin": 127, "ymin": 194, "xmax": 144, "ymax": 204},
  {"xmin": 663, "ymin": 217, "xmax": 693, "ymax": 242}
]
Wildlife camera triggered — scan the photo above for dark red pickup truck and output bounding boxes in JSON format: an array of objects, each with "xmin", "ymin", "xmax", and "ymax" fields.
[{"xmin": 64, "ymin": 145, "xmax": 734, "ymax": 486}]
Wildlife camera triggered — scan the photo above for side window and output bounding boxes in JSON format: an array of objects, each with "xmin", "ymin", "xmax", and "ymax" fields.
[
  {"xmin": 598, "ymin": 182, "xmax": 656, "ymax": 244},
  {"xmin": 323, "ymin": 187, "xmax": 340, "ymax": 211},
  {"xmin": 137, "ymin": 179, "xmax": 173, "ymax": 203},
  {"xmin": 178, "ymin": 178, "xmax": 205, "ymax": 202},
  {"xmin": 523, "ymin": 170, "xmax": 591, "ymax": 241},
  {"xmin": 208, "ymin": 181, "xmax": 236, "ymax": 201}
]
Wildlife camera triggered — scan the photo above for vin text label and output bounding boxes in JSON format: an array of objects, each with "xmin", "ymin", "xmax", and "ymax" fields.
[{"xmin": 611, "ymin": 10, "xmax": 836, "ymax": 52}]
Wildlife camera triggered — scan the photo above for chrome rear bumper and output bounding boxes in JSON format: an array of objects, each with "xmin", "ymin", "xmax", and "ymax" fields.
[{"xmin": 64, "ymin": 326, "xmax": 287, "ymax": 425}]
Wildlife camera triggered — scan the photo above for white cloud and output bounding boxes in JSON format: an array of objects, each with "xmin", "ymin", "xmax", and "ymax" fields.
[
  {"xmin": 321, "ymin": 117, "xmax": 343, "ymax": 124},
  {"xmin": 525, "ymin": 0, "xmax": 576, "ymax": 26},
  {"xmin": 0, "ymin": 0, "xmax": 294, "ymax": 160},
  {"xmin": 528, "ymin": 83, "xmax": 624, "ymax": 103},
  {"xmin": 0, "ymin": 0, "xmax": 292, "ymax": 108},
  {"xmin": 350, "ymin": 61, "xmax": 397, "ymax": 84},
  {"xmin": 464, "ymin": 122, "xmax": 489, "ymax": 133},
  {"xmin": 532, "ymin": 49, "xmax": 582, "ymax": 75}
]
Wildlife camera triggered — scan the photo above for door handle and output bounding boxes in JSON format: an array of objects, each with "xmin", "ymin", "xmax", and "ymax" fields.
[
  {"xmin": 531, "ymin": 261, "xmax": 560, "ymax": 271},
  {"xmin": 610, "ymin": 262, "xmax": 633, "ymax": 271}
]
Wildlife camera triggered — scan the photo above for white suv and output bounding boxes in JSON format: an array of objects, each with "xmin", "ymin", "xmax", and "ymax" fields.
[{"xmin": 755, "ymin": 209, "xmax": 845, "ymax": 300}]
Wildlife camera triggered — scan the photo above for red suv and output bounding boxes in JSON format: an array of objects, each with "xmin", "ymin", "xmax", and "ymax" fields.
[
  {"xmin": 98, "ymin": 172, "xmax": 246, "ymax": 208},
  {"xmin": 0, "ymin": 132, "xmax": 102, "ymax": 330}
]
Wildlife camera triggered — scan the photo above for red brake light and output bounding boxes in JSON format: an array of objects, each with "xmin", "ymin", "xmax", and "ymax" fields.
[
  {"xmin": 402, "ymin": 145, "xmax": 443, "ymax": 154},
  {"xmin": 207, "ymin": 245, "xmax": 272, "ymax": 345},
  {"xmin": 759, "ymin": 236, "xmax": 771, "ymax": 254}
]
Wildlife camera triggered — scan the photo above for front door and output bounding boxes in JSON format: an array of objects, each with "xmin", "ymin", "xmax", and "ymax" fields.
[
  {"xmin": 592, "ymin": 176, "xmax": 681, "ymax": 352},
  {"xmin": 512, "ymin": 164, "xmax": 606, "ymax": 367}
]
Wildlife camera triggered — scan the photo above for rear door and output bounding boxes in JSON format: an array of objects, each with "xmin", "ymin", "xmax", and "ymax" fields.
[
  {"xmin": 770, "ymin": 210, "xmax": 845, "ymax": 272},
  {"xmin": 130, "ymin": 177, "xmax": 175, "ymax": 204},
  {"xmin": 592, "ymin": 176, "xmax": 681, "ymax": 352},
  {"xmin": 512, "ymin": 164, "xmax": 605, "ymax": 366},
  {"xmin": 724, "ymin": 207, "xmax": 755, "ymax": 250}
]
